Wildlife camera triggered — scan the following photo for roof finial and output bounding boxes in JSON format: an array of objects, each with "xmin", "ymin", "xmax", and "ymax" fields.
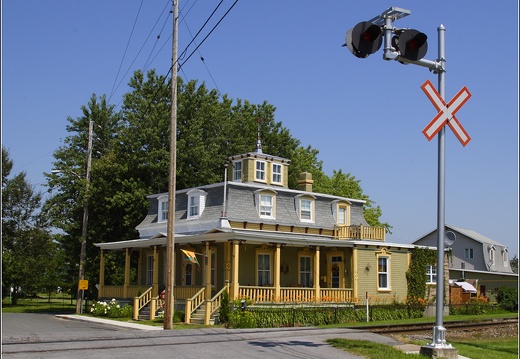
[{"xmin": 255, "ymin": 118, "xmax": 263, "ymax": 154}]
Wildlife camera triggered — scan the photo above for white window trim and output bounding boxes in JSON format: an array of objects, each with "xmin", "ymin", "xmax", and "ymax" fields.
[
  {"xmin": 186, "ymin": 189, "xmax": 207, "ymax": 219},
  {"xmin": 296, "ymin": 195, "xmax": 315, "ymax": 223},
  {"xmin": 488, "ymin": 245, "xmax": 496, "ymax": 265},
  {"xmin": 464, "ymin": 248, "xmax": 474, "ymax": 259},
  {"xmin": 158, "ymin": 195, "xmax": 168, "ymax": 223},
  {"xmin": 255, "ymin": 189, "xmax": 276, "ymax": 219},
  {"xmin": 377, "ymin": 255, "xmax": 390, "ymax": 291},
  {"xmin": 502, "ymin": 248, "xmax": 509, "ymax": 267},
  {"xmin": 272, "ymin": 163, "xmax": 282, "ymax": 184},
  {"xmin": 426, "ymin": 265, "xmax": 437, "ymax": 284},
  {"xmin": 255, "ymin": 160, "xmax": 266, "ymax": 182}
]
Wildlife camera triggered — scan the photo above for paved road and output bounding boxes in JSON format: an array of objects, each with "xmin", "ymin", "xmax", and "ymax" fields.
[{"xmin": 2, "ymin": 313, "xmax": 402, "ymax": 359}]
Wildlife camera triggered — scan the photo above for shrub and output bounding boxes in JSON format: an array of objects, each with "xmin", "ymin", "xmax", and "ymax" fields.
[
  {"xmin": 496, "ymin": 287, "xmax": 518, "ymax": 312},
  {"xmin": 90, "ymin": 299, "xmax": 132, "ymax": 318},
  {"xmin": 219, "ymin": 289, "xmax": 230, "ymax": 324}
]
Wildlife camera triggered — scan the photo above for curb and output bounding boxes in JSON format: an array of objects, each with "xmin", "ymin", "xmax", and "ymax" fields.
[{"xmin": 55, "ymin": 314, "xmax": 164, "ymax": 331}]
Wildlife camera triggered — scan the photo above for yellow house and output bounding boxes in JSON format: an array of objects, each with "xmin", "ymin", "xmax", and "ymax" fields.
[{"xmin": 95, "ymin": 143, "xmax": 415, "ymax": 323}]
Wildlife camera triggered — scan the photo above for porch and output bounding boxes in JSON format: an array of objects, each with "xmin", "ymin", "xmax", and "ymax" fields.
[{"xmin": 98, "ymin": 283, "xmax": 354, "ymax": 324}]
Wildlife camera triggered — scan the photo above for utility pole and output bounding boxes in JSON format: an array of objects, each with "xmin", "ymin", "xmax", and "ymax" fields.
[
  {"xmin": 164, "ymin": 0, "xmax": 179, "ymax": 330},
  {"xmin": 76, "ymin": 119, "xmax": 93, "ymax": 314}
]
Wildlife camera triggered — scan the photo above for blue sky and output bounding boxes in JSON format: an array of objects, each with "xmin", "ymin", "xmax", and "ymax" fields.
[{"xmin": 2, "ymin": 1, "xmax": 518, "ymax": 257}]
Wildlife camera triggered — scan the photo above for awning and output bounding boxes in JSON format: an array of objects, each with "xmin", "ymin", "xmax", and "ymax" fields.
[{"xmin": 453, "ymin": 281, "xmax": 477, "ymax": 293}]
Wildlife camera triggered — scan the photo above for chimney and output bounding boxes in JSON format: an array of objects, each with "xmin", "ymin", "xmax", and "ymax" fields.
[{"xmin": 298, "ymin": 172, "xmax": 313, "ymax": 192}]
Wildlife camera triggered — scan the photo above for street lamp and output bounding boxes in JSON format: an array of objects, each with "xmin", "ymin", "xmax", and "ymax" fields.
[
  {"xmin": 52, "ymin": 120, "xmax": 93, "ymax": 314},
  {"xmin": 345, "ymin": 7, "xmax": 464, "ymax": 358}
]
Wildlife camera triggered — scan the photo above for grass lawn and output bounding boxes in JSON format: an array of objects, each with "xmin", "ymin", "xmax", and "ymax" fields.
[
  {"xmin": 327, "ymin": 338, "xmax": 429, "ymax": 359},
  {"xmin": 2, "ymin": 293, "xmax": 77, "ymax": 313},
  {"xmin": 327, "ymin": 337, "xmax": 518, "ymax": 359}
]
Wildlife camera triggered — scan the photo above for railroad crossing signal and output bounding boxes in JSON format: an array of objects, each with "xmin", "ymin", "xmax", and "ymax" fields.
[
  {"xmin": 344, "ymin": 21, "xmax": 383, "ymax": 58},
  {"xmin": 421, "ymin": 79, "xmax": 471, "ymax": 146}
]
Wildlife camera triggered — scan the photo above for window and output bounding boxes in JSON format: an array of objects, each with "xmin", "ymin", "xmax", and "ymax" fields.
[
  {"xmin": 338, "ymin": 207, "xmax": 346, "ymax": 225},
  {"xmin": 147, "ymin": 255, "xmax": 154, "ymax": 286},
  {"xmin": 299, "ymin": 256, "xmax": 312, "ymax": 287},
  {"xmin": 272, "ymin": 163, "xmax": 282, "ymax": 184},
  {"xmin": 189, "ymin": 196, "xmax": 199, "ymax": 217},
  {"xmin": 158, "ymin": 196, "xmax": 168, "ymax": 222},
  {"xmin": 187, "ymin": 189, "xmax": 206, "ymax": 219},
  {"xmin": 260, "ymin": 194, "xmax": 273, "ymax": 218},
  {"xmin": 330, "ymin": 255, "xmax": 343, "ymax": 288},
  {"xmin": 300, "ymin": 199, "xmax": 312, "ymax": 221},
  {"xmin": 377, "ymin": 257, "xmax": 389, "ymax": 290},
  {"xmin": 256, "ymin": 160, "xmax": 266, "ymax": 181},
  {"xmin": 503, "ymin": 248, "xmax": 509, "ymax": 267},
  {"xmin": 464, "ymin": 248, "xmax": 474, "ymax": 259},
  {"xmin": 426, "ymin": 265, "xmax": 437, "ymax": 284},
  {"xmin": 489, "ymin": 245, "xmax": 496, "ymax": 265},
  {"xmin": 257, "ymin": 253, "xmax": 271, "ymax": 286},
  {"xmin": 184, "ymin": 263, "xmax": 193, "ymax": 286},
  {"xmin": 233, "ymin": 160, "xmax": 242, "ymax": 182}
]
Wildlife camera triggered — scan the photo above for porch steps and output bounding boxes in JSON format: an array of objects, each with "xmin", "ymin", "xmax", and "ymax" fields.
[
  {"xmin": 190, "ymin": 303, "xmax": 219, "ymax": 325},
  {"xmin": 137, "ymin": 303, "xmax": 163, "ymax": 321}
]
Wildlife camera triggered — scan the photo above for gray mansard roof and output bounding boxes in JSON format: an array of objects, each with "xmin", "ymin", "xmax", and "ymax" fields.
[{"xmin": 136, "ymin": 181, "xmax": 369, "ymax": 239}]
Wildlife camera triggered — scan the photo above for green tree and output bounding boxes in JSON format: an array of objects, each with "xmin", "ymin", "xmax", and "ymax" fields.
[
  {"xmin": 43, "ymin": 71, "xmax": 391, "ymax": 291},
  {"xmin": 2, "ymin": 148, "xmax": 58, "ymax": 304}
]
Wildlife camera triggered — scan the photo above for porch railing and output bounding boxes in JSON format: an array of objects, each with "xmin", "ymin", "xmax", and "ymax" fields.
[
  {"xmin": 185, "ymin": 287, "xmax": 205, "ymax": 324},
  {"xmin": 334, "ymin": 225, "xmax": 386, "ymax": 241},
  {"xmin": 239, "ymin": 286, "xmax": 354, "ymax": 303},
  {"xmin": 101, "ymin": 285, "xmax": 144, "ymax": 299},
  {"xmin": 133, "ymin": 287, "xmax": 153, "ymax": 320}
]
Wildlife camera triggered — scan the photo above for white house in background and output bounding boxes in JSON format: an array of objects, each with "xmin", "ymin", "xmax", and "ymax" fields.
[{"xmin": 413, "ymin": 225, "xmax": 518, "ymax": 301}]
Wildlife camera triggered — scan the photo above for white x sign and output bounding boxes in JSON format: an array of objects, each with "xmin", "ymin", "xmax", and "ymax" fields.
[{"xmin": 421, "ymin": 79, "xmax": 471, "ymax": 146}]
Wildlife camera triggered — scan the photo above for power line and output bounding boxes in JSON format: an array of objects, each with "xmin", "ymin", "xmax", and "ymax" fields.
[
  {"xmin": 108, "ymin": 0, "xmax": 144, "ymax": 104},
  {"xmin": 178, "ymin": 0, "xmax": 239, "ymax": 71}
]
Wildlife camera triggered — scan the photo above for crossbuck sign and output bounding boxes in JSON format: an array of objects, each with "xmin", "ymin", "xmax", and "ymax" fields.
[{"xmin": 421, "ymin": 79, "xmax": 471, "ymax": 146}]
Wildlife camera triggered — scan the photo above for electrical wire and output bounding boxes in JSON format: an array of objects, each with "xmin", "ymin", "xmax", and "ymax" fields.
[
  {"xmin": 108, "ymin": 0, "xmax": 144, "ymax": 104},
  {"xmin": 178, "ymin": 0, "xmax": 239, "ymax": 71}
]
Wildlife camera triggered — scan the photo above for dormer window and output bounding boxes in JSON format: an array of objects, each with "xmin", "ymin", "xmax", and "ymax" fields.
[
  {"xmin": 256, "ymin": 160, "xmax": 266, "ymax": 181},
  {"xmin": 233, "ymin": 160, "xmax": 242, "ymax": 182},
  {"xmin": 158, "ymin": 195, "xmax": 168, "ymax": 222},
  {"xmin": 256, "ymin": 189, "xmax": 276, "ymax": 219},
  {"xmin": 187, "ymin": 189, "xmax": 207, "ymax": 219},
  {"xmin": 260, "ymin": 194, "xmax": 273, "ymax": 218},
  {"xmin": 488, "ymin": 245, "xmax": 496, "ymax": 265},
  {"xmin": 296, "ymin": 195, "xmax": 315, "ymax": 223},
  {"xmin": 338, "ymin": 207, "xmax": 346, "ymax": 225},
  {"xmin": 502, "ymin": 248, "xmax": 509, "ymax": 267},
  {"xmin": 301, "ymin": 199, "xmax": 312, "ymax": 220},
  {"xmin": 272, "ymin": 163, "xmax": 282, "ymax": 184}
]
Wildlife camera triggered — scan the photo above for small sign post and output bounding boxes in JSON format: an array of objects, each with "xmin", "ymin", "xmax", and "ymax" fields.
[{"xmin": 78, "ymin": 280, "xmax": 88, "ymax": 314}]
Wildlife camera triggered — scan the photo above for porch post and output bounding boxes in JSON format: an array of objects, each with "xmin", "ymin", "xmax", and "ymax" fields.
[
  {"xmin": 274, "ymin": 244, "xmax": 281, "ymax": 301},
  {"xmin": 99, "ymin": 249, "xmax": 105, "ymax": 298},
  {"xmin": 352, "ymin": 247, "xmax": 358, "ymax": 300},
  {"xmin": 204, "ymin": 241, "xmax": 212, "ymax": 325},
  {"xmin": 224, "ymin": 241, "xmax": 231, "ymax": 284},
  {"xmin": 231, "ymin": 240, "xmax": 240, "ymax": 299},
  {"xmin": 314, "ymin": 246, "xmax": 320, "ymax": 302},
  {"xmin": 137, "ymin": 248, "xmax": 142, "ymax": 286},
  {"xmin": 123, "ymin": 248, "xmax": 130, "ymax": 298},
  {"xmin": 153, "ymin": 245, "xmax": 159, "ymax": 296}
]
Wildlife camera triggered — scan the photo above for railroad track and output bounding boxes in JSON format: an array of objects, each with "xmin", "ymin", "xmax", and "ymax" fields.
[{"xmin": 362, "ymin": 317, "xmax": 518, "ymax": 334}]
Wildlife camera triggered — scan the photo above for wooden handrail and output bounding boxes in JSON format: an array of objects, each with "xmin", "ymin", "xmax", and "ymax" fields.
[
  {"xmin": 208, "ymin": 284, "xmax": 229, "ymax": 317},
  {"xmin": 185, "ymin": 287, "xmax": 205, "ymax": 324},
  {"xmin": 133, "ymin": 287, "xmax": 153, "ymax": 320}
]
